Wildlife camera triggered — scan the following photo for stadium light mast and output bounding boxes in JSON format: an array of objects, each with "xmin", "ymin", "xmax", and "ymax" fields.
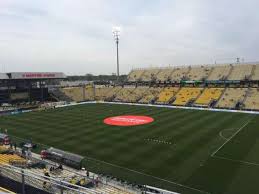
[{"xmin": 112, "ymin": 26, "xmax": 120, "ymax": 82}]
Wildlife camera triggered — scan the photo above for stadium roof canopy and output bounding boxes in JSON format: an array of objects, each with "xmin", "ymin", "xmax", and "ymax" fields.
[
  {"xmin": 0, "ymin": 73, "xmax": 9, "ymax": 80},
  {"xmin": 0, "ymin": 72, "xmax": 66, "ymax": 80}
]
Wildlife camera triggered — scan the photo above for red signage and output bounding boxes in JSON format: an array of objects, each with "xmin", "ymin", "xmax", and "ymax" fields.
[
  {"xmin": 22, "ymin": 73, "xmax": 56, "ymax": 78},
  {"xmin": 104, "ymin": 115, "xmax": 154, "ymax": 126}
]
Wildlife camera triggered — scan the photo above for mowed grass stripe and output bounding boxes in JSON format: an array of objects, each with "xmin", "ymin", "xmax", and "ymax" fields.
[{"xmin": 1, "ymin": 103, "xmax": 259, "ymax": 194}]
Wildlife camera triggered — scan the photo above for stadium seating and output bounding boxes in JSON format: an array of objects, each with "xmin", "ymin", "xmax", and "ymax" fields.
[
  {"xmin": 61, "ymin": 86, "xmax": 94, "ymax": 102},
  {"xmin": 155, "ymin": 68, "xmax": 174, "ymax": 82},
  {"xmin": 228, "ymin": 64, "xmax": 253, "ymax": 80},
  {"xmin": 84, "ymin": 86, "xmax": 95, "ymax": 100},
  {"xmin": 140, "ymin": 69, "xmax": 160, "ymax": 82},
  {"xmin": 216, "ymin": 88, "xmax": 247, "ymax": 108},
  {"xmin": 195, "ymin": 88, "xmax": 224, "ymax": 106},
  {"xmin": 139, "ymin": 87, "xmax": 163, "ymax": 103},
  {"xmin": 186, "ymin": 66, "xmax": 212, "ymax": 80},
  {"xmin": 127, "ymin": 69, "xmax": 145, "ymax": 82},
  {"xmin": 156, "ymin": 87, "xmax": 179, "ymax": 104},
  {"xmin": 128, "ymin": 87, "xmax": 149, "ymax": 102},
  {"xmin": 207, "ymin": 65, "xmax": 232, "ymax": 80},
  {"xmin": 251, "ymin": 64, "xmax": 259, "ymax": 80},
  {"xmin": 172, "ymin": 87, "xmax": 203, "ymax": 106},
  {"xmin": 94, "ymin": 86, "xmax": 122, "ymax": 101},
  {"xmin": 62, "ymin": 87, "xmax": 84, "ymax": 101},
  {"xmin": 243, "ymin": 88, "xmax": 259, "ymax": 110},
  {"xmin": 114, "ymin": 87, "xmax": 136, "ymax": 102},
  {"xmin": 113, "ymin": 87, "xmax": 148, "ymax": 103},
  {"xmin": 0, "ymin": 154, "xmax": 26, "ymax": 165},
  {"xmin": 170, "ymin": 67, "xmax": 190, "ymax": 81}
]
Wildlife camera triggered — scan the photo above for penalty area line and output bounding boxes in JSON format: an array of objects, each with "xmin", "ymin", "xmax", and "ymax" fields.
[
  {"xmin": 212, "ymin": 155, "xmax": 259, "ymax": 167},
  {"xmin": 211, "ymin": 117, "xmax": 254, "ymax": 157}
]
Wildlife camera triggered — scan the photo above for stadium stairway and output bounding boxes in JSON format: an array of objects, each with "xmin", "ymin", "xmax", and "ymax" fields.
[
  {"xmin": 250, "ymin": 65, "xmax": 256, "ymax": 80},
  {"xmin": 206, "ymin": 66, "xmax": 214, "ymax": 80},
  {"xmin": 226, "ymin": 65, "xmax": 234, "ymax": 80}
]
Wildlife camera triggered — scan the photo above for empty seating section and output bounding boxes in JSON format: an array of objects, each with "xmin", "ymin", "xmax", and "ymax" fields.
[
  {"xmin": 62, "ymin": 87, "xmax": 84, "ymax": 101},
  {"xmin": 195, "ymin": 88, "xmax": 224, "ymax": 106},
  {"xmin": 207, "ymin": 65, "xmax": 231, "ymax": 80},
  {"xmin": 170, "ymin": 67, "xmax": 189, "ymax": 81},
  {"xmin": 244, "ymin": 88, "xmax": 259, "ymax": 110},
  {"xmin": 0, "ymin": 154, "xmax": 26, "ymax": 165},
  {"xmin": 61, "ymin": 86, "xmax": 94, "ymax": 101},
  {"xmin": 85, "ymin": 86, "xmax": 94, "ymax": 100},
  {"xmin": 228, "ymin": 64, "xmax": 253, "ymax": 80},
  {"xmin": 156, "ymin": 87, "xmax": 179, "ymax": 104},
  {"xmin": 114, "ymin": 87, "xmax": 135, "ymax": 102},
  {"xmin": 155, "ymin": 68, "xmax": 174, "ymax": 82},
  {"xmin": 216, "ymin": 88, "xmax": 247, "ymax": 108},
  {"xmin": 128, "ymin": 64, "xmax": 259, "ymax": 82},
  {"xmin": 127, "ymin": 69, "xmax": 145, "ymax": 82},
  {"xmin": 94, "ymin": 87, "xmax": 117, "ymax": 100},
  {"xmin": 141, "ymin": 69, "xmax": 160, "ymax": 81},
  {"xmin": 186, "ymin": 66, "xmax": 211, "ymax": 80},
  {"xmin": 126, "ymin": 87, "xmax": 148, "ymax": 102},
  {"xmin": 139, "ymin": 87, "xmax": 162, "ymax": 103},
  {"xmin": 251, "ymin": 64, "xmax": 259, "ymax": 80},
  {"xmin": 173, "ymin": 88, "xmax": 203, "ymax": 106}
]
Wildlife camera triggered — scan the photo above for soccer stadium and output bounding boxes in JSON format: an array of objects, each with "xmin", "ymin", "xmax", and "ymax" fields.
[
  {"xmin": 1, "ymin": 1, "xmax": 259, "ymax": 194},
  {"xmin": 0, "ymin": 63, "xmax": 259, "ymax": 194}
]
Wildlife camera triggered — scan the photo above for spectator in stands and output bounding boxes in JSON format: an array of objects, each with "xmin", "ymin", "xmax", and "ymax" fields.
[
  {"xmin": 58, "ymin": 163, "xmax": 63, "ymax": 170},
  {"xmin": 14, "ymin": 142, "xmax": 17, "ymax": 151},
  {"xmin": 21, "ymin": 147, "xmax": 26, "ymax": 156}
]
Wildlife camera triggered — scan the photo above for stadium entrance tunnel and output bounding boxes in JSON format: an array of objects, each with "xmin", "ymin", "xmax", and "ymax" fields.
[{"xmin": 103, "ymin": 115, "xmax": 154, "ymax": 126}]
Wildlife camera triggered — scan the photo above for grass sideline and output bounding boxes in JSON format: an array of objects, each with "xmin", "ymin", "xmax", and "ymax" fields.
[{"xmin": 0, "ymin": 103, "xmax": 259, "ymax": 194}]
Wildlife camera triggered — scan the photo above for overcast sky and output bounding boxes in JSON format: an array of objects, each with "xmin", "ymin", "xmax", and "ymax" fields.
[{"xmin": 0, "ymin": 0, "xmax": 259, "ymax": 75}]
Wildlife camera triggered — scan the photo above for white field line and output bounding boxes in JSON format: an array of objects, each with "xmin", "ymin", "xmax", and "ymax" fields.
[
  {"xmin": 211, "ymin": 117, "xmax": 254, "ymax": 157},
  {"xmin": 213, "ymin": 155, "xmax": 259, "ymax": 166},
  {"xmin": 85, "ymin": 156, "xmax": 211, "ymax": 194},
  {"xmin": 219, "ymin": 131, "xmax": 229, "ymax": 141},
  {"xmin": 218, "ymin": 128, "xmax": 235, "ymax": 140}
]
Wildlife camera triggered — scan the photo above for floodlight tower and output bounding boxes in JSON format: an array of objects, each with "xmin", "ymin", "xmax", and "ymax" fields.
[{"xmin": 112, "ymin": 26, "xmax": 120, "ymax": 81}]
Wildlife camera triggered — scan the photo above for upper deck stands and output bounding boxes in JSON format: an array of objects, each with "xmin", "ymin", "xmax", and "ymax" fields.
[
  {"xmin": 128, "ymin": 63, "xmax": 259, "ymax": 82},
  {"xmin": 186, "ymin": 66, "xmax": 212, "ymax": 81},
  {"xmin": 127, "ymin": 69, "xmax": 145, "ymax": 82},
  {"xmin": 155, "ymin": 68, "xmax": 175, "ymax": 82},
  {"xmin": 170, "ymin": 67, "xmax": 189, "ymax": 81},
  {"xmin": 251, "ymin": 64, "xmax": 259, "ymax": 80},
  {"xmin": 207, "ymin": 65, "xmax": 231, "ymax": 80},
  {"xmin": 227, "ymin": 64, "xmax": 253, "ymax": 80},
  {"xmin": 141, "ymin": 69, "xmax": 160, "ymax": 82}
]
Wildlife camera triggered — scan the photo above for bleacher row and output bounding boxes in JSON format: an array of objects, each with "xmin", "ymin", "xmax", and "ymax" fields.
[
  {"xmin": 0, "ymin": 145, "xmax": 133, "ymax": 194},
  {"xmin": 59, "ymin": 86, "xmax": 259, "ymax": 110},
  {"xmin": 127, "ymin": 63, "xmax": 259, "ymax": 82}
]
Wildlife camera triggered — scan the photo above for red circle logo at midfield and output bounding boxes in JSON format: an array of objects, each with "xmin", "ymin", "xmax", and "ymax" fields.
[{"xmin": 104, "ymin": 115, "xmax": 154, "ymax": 126}]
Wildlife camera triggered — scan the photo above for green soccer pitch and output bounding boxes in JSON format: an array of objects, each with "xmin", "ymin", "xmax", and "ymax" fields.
[{"xmin": 1, "ymin": 103, "xmax": 259, "ymax": 194}]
